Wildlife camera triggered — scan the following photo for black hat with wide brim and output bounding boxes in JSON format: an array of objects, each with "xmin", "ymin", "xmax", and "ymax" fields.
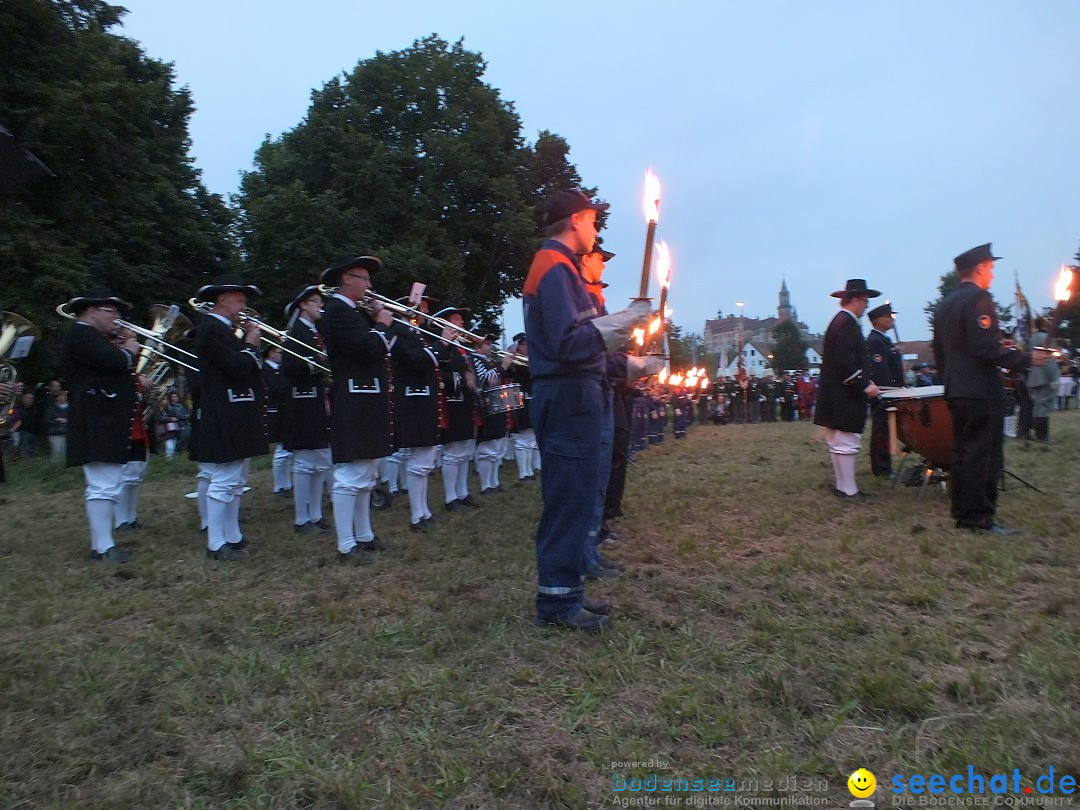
[
  {"xmin": 320, "ymin": 255, "xmax": 383, "ymax": 287},
  {"xmin": 195, "ymin": 274, "xmax": 262, "ymax": 302},
  {"xmin": 63, "ymin": 286, "xmax": 132, "ymax": 316},
  {"xmin": 830, "ymin": 279, "xmax": 881, "ymax": 299},
  {"xmin": 431, "ymin": 304, "xmax": 471, "ymax": 321},
  {"xmin": 284, "ymin": 284, "xmax": 323, "ymax": 318}
]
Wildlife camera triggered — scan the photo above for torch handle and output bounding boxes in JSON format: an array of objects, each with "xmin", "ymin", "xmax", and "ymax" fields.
[{"xmin": 638, "ymin": 220, "xmax": 657, "ymax": 299}]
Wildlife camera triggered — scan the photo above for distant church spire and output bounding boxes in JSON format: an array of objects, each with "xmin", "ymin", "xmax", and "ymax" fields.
[{"xmin": 778, "ymin": 277, "xmax": 793, "ymax": 322}]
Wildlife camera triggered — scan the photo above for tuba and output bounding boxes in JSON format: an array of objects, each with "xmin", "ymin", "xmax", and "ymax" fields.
[{"xmin": 0, "ymin": 311, "xmax": 39, "ymax": 428}]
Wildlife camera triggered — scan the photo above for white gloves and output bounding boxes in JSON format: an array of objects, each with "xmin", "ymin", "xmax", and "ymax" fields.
[
  {"xmin": 626, "ymin": 354, "xmax": 668, "ymax": 380},
  {"xmin": 591, "ymin": 299, "xmax": 651, "ymax": 352}
]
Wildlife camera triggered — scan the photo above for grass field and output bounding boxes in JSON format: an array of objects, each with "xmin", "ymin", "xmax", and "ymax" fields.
[{"xmin": 1, "ymin": 411, "xmax": 1078, "ymax": 808}]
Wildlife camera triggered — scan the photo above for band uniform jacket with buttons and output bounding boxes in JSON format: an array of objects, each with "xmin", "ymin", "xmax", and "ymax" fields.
[
  {"xmin": 932, "ymin": 281, "xmax": 1030, "ymax": 400},
  {"xmin": 434, "ymin": 340, "xmax": 476, "ymax": 444},
  {"xmin": 867, "ymin": 328, "xmax": 904, "ymax": 388},
  {"xmin": 320, "ymin": 294, "xmax": 395, "ymax": 462},
  {"xmin": 472, "ymin": 352, "xmax": 509, "ymax": 442},
  {"xmin": 280, "ymin": 318, "xmax": 330, "ymax": 451},
  {"xmin": 505, "ymin": 362, "xmax": 532, "ymax": 431},
  {"xmin": 261, "ymin": 359, "xmax": 288, "ymax": 444},
  {"xmin": 390, "ymin": 323, "xmax": 441, "ymax": 449},
  {"xmin": 192, "ymin": 315, "xmax": 268, "ymax": 464},
  {"xmin": 61, "ymin": 322, "xmax": 137, "ymax": 467},
  {"xmin": 813, "ymin": 310, "xmax": 873, "ymax": 434}
]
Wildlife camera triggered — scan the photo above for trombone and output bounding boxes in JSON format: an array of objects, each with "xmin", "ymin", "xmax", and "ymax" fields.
[
  {"xmin": 55, "ymin": 302, "xmax": 199, "ymax": 372},
  {"xmin": 187, "ymin": 299, "xmax": 331, "ymax": 374},
  {"xmin": 319, "ymin": 286, "xmax": 527, "ymax": 367}
]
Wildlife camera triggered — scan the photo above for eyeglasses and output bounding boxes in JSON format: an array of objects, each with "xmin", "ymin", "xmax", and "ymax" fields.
[{"xmin": 343, "ymin": 273, "xmax": 370, "ymax": 282}]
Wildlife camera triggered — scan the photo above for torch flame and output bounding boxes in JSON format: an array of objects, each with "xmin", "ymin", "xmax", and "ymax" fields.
[
  {"xmin": 642, "ymin": 170, "xmax": 660, "ymax": 224},
  {"xmin": 647, "ymin": 315, "xmax": 661, "ymax": 336},
  {"xmin": 658, "ymin": 367, "xmax": 668, "ymax": 384},
  {"xmin": 655, "ymin": 240, "xmax": 671, "ymax": 288},
  {"xmin": 1055, "ymin": 265, "xmax": 1073, "ymax": 302},
  {"xmin": 700, "ymin": 378, "xmax": 709, "ymax": 389},
  {"xmin": 632, "ymin": 327, "xmax": 645, "ymax": 347}
]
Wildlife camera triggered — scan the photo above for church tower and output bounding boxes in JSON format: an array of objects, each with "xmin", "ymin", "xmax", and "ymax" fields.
[{"xmin": 778, "ymin": 277, "xmax": 793, "ymax": 322}]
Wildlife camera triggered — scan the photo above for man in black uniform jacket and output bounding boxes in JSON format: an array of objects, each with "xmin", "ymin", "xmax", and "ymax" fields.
[
  {"xmin": 191, "ymin": 275, "xmax": 268, "ymax": 560},
  {"xmin": 262, "ymin": 345, "xmax": 292, "ymax": 496},
  {"xmin": 866, "ymin": 301, "xmax": 904, "ymax": 477},
  {"xmin": 932, "ymin": 243, "xmax": 1043, "ymax": 535},
  {"xmin": 319, "ymin": 255, "xmax": 396, "ymax": 563},
  {"xmin": 281, "ymin": 285, "xmax": 332, "ymax": 534},
  {"xmin": 60, "ymin": 287, "xmax": 141, "ymax": 562},
  {"xmin": 814, "ymin": 279, "xmax": 882, "ymax": 500}
]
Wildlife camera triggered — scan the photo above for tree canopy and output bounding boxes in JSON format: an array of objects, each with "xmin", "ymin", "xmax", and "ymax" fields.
[
  {"xmin": 235, "ymin": 36, "xmax": 590, "ymax": 334},
  {"xmin": 770, "ymin": 319, "xmax": 808, "ymax": 372},
  {"xmin": 0, "ymin": 0, "xmax": 236, "ymax": 375}
]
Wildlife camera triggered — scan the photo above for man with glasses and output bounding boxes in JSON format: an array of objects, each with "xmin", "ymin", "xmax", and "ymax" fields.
[
  {"xmin": 60, "ymin": 286, "xmax": 141, "ymax": 562},
  {"xmin": 814, "ymin": 279, "xmax": 882, "ymax": 501},
  {"xmin": 319, "ymin": 255, "xmax": 396, "ymax": 563}
]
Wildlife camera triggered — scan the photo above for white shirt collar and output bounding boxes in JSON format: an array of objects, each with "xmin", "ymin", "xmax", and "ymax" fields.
[
  {"xmin": 299, "ymin": 316, "xmax": 317, "ymax": 330},
  {"xmin": 333, "ymin": 293, "xmax": 356, "ymax": 309},
  {"xmin": 209, "ymin": 312, "xmax": 233, "ymax": 327}
]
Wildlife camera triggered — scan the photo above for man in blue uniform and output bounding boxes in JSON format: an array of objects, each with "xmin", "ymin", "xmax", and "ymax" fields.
[
  {"xmin": 866, "ymin": 301, "xmax": 904, "ymax": 477},
  {"xmin": 523, "ymin": 189, "xmax": 649, "ymax": 631},
  {"xmin": 933, "ymin": 243, "xmax": 1043, "ymax": 535}
]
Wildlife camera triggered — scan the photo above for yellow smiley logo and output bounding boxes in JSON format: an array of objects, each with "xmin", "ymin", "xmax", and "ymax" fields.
[{"xmin": 848, "ymin": 768, "xmax": 876, "ymax": 798}]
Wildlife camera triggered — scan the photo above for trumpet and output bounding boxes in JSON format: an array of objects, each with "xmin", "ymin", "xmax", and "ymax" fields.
[
  {"xmin": 56, "ymin": 302, "xmax": 199, "ymax": 372},
  {"xmin": 329, "ymin": 288, "xmax": 528, "ymax": 367},
  {"xmin": 187, "ymin": 298, "xmax": 331, "ymax": 374}
]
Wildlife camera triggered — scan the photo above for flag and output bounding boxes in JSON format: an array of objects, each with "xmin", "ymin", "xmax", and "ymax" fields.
[{"xmin": 1014, "ymin": 272, "xmax": 1032, "ymax": 343}]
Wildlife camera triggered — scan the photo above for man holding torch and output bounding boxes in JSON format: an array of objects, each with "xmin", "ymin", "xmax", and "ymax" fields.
[{"xmin": 523, "ymin": 189, "xmax": 650, "ymax": 631}]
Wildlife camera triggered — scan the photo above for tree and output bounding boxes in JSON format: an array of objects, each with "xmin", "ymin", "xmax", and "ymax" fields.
[
  {"xmin": 770, "ymin": 319, "xmax": 807, "ymax": 372},
  {"xmin": 0, "ymin": 0, "xmax": 237, "ymax": 377},
  {"xmin": 235, "ymin": 36, "xmax": 591, "ymax": 334}
]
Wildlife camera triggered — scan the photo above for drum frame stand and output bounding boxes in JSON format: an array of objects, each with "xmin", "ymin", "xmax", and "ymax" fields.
[
  {"xmin": 1000, "ymin": 468, "xmax": 1044, "ymax": 494},
  {"xmin": 891, "ymin": 448, "xmax": 947, "ymax": 498}
]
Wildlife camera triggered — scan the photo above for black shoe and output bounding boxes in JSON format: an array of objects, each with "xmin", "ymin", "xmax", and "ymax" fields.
[
  {"xmin": 274, "ymin": 489, "xmax": 292, "ymax": 498},
  {"xmin": 582, "ymin": 595, "xmax": 612, "ymax": 615},
  {"xmin": 409, "ymin": 520, "xmax": 428, "ymax": 533},
  {"xmin": 833, "ymin": 489, "xmax": 878, "ymax": 503},
  {"xmin": 360, "ymin": 536, "xmax": 394, "ymax": 551},
  {"xmin": 230, "ymin": 538, "xmax": 249, "ymax": 550},
  {"xmin": 421, "ymin": 513, "xmax": 440, "ymax": 525},
  {"xmin": 535, "ymin": 608, "xmax": 611, "ymax": 631},
  {"xmin": 585, "ymin": 565, "xmax": 623, "ymax": 581},
  {"xmin": 294, "ymin": 522, "xmax": 321, "ymax": 535},
  {"xmin": 90, "ymin": 546, "xmax": 131, "ymax": 563},
  {"xmin": 459, "ymin": 495, "xmax": 479, "ymax": 508},
  {"xmin": 445, "ymin": 499, "xmax": 465, "ymax": 512},
  {"xmin": 338, "ymin": 545, "xmax": 374, "ymax": 565},
  {"xmin": 597, "ymin": 554, "xmax": 626, "ymax": 571},
  {"xmin": 311, "ymin": 517, "xmax": 332, "ymax": 531},
  {"xmin": 115, "ymin": 520, "xmax": 142, "ymax": 533},
  {"xmin": 206, "ymin": 545, "xmax": 244, "ymax": 561}
]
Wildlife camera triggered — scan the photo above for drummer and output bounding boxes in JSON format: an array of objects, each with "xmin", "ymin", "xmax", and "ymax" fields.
[
  {"xmin": 471, "ymin": 333, "xmax": 511, "ymax": 495},
  {"xmin": 866, "ymin": 301, "xmax": 904, "ymax": 478}
]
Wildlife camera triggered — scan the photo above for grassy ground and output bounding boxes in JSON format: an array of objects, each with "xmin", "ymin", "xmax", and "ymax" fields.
[{"xmin": 1, "ymin": 412, "xmax": 1078, "ymax": 809}]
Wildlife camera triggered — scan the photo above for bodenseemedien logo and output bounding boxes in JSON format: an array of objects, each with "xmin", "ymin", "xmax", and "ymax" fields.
[{"xmin": 849, "ymin": 768, "xmax": 877, "ymax": 808}]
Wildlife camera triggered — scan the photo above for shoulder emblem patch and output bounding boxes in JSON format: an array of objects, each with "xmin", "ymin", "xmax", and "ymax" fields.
[{"xmin": 978, "ymin": 314, "xmax": 992, "ymax": 330}]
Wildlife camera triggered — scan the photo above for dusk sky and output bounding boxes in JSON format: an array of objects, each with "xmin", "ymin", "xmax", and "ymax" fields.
[{"xmin": 118, "ymin": 0, "xmax": 1080, "ymax": 345}]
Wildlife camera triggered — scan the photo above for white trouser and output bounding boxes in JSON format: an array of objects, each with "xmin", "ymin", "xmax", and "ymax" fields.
[
  {"xmin": 196, "ymin": 464, "xmax": 211, "ymax": 531},
  {"xmin": 514, "ymin": 428, "xmax": 537, "ymax": 478},
  {"xmin": 205, "ymin": 458, "xmax": 250, "ymax": 551},
  {"xmin": 83, "ymin": 463, "xmax": 124, "ymax": 554},
  {"xmin": 49, "ymin": 435, "xmax": 66, "ymax": 463},
  {"xmin": 405, "ymin": 445, "xmax": 438, "ymax": 525},
  {"xmin": 272, "ymin": 443, "xmax": 293, "ymax": 492},
  {"xmin": 332, "ymin": 458, "xmax": 380, "ymax": 552},
  {"xmin": 115, "ymin": 451, "xmax": 149, "ymax": 527},
  {"xmin": 502, "ymin": 434, "xmax": 515, "ymax": 460},
  {"xmin": 475, "ymin": 438, "xmax": 503, "ymax": 491},
  {"xmin": 441, "ymin": 439, "xmax": 474, "ymax": 503},
  {"xmin": 825, "ymin": 429, "xmax": 861, "ymax": 496},
  {"xmin": 1003, "ymin": 414, "xmax": 1018, "ymax": 438},
  {"xmin": 292, "ymin": 447, "xmax": 332, "ymax": 526}
]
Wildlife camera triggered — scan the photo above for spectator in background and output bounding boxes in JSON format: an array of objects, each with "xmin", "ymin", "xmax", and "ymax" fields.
[
  {"xmin": 167, "ymin": 390, "xmax": 191, "ymax": 451},
  {"xmin": 14, "ymin": 391, "xmax": 40, "ymax": 458},
  {"xmin": 1057, "ymin": 364, "xmax": 1076, "ymax": 410},
  {"xmin": 154, "ymin": 394, "xmax": 180, "ymax": 458},
  {"xmin": 44, "ymin": 388, "xmax": 69, "ymax": 462}
]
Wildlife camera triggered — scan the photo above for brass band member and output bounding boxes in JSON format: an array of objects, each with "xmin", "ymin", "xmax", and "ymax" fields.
[
  {"xmin": 471, "ymin": 333, "xmax": 511, "ymax": 494},
  {"xmin": 319, "ymin": 255, "xmax": 395, "ymax": 563},
  {"xmin": 281, "ymin": 285, "xmax": 332, "ymax": 534},
  {"xmin": 262, "ymin": 345, "xmax": 292, "ymax": 497},
  {"xmin": 432, "ymin": 305, "xmax": 478, "ymax": 512},
  {"xmin": 191, "ymin": 275, "xmax": 268, "ymax": 561},
  {"xmin": 60, "ymin": 287, "xmax": 140, "ymax": 562},
  {"xmin": 114, "ymin": 365, "xmax": 153, "ymax": 532},
  {"xmin": 390, "ymin": 298, "xmax": 443, "ymax": 532},
  {"xmin": 505, "ymin": 333, "xmax": 538, "ymax": 480}
]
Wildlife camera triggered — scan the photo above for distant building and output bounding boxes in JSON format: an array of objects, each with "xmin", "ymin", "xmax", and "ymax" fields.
[{"xmin": 706, "ymin": 279, "xmax": 822, "ymax": 375}]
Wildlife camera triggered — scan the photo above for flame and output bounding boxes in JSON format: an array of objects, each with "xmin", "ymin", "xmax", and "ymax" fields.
[
  {"xmin": 632, "ymin": 327, "xmax": 645, "ymax": 346},
  {"xmin": 643, "ymin": 170, "xmax": 661, "ymax": 223},
  {"xmin": 1054, "ymin": 265, "xmax": 1073, "ymax": 302},
  {"xmin": 700, "ymin": 378, "xmax": 709, "ymax": 389},
  {"xmin": 658, "ymin": 367, "xmax": 668, "ymax": 384},
  {"xmin": 669, "ymin": 374, "xmax": 684, "ymax": 386},
  {"xmin": 647, "ymin": 315, "xmax": 661, "ymax": 335},
  {"xmin": 655, "ymin": 240, "xmax": 671, "ymax": 288}
]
